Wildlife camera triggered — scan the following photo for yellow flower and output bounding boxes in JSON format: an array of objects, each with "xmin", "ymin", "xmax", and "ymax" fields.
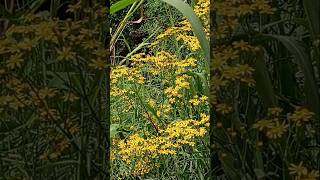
[
  {"xmin": 251, "ymin": 0, "xmax": 275, "ymax": 14},
  {"xmin": 56, "ymin": 47, "xmax": 76, "ymax": 61},
  {"xmin": 304, "ymin": 170, "xmax": 320, "ymax": 180},
  {"xmin": 216, "ymin": 103, "xmax": 232, "ymax": 114},
  {"xmin": 253, "ymin": 119, "xmax": 274, "ymax": 131},
  {"xmin": 147, "ymin": 99, "xmax": 156, "ymax": 108},
  {"xmin": 189, "ymin": 96, "xmax": 201, "ymax": 106},
  {"xmin": 289, "ymin": 162, "xmax": 308, "ymax": 176},
  {"xmin": 232, "ymin": 40, "xmax": 251, "ymax": 51},
  {"xmin": 35, "ymin": 21, "xmax": 57, "ymax": 42},
  {"xmin": 67, "ymin": 2, "xmax": 82, "ymax": 13},
  {"xmin": 38, "ymin": 87, "xmax": 57, "ymax": 99},
  {"xmin": 266, "ymin": 121, "xmax": 288, "ymax": 139},
  {"xmin": 62, "ymin": 92, "xmax": 79, "ymax": 102},
  {"xmin": 6, "ymin": 53, "xmax": 24, "ymax": 69},
  {"xmin": 237, "ymin": 4, "xmax": 253, "ymax": 16},
  {"xmin": 288, "ymin": 107, "xmax": 314, "ymax": 126}
]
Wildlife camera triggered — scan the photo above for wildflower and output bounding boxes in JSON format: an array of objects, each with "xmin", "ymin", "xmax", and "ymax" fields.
[
  {"xmin": 35, "ymin": 22, "xmax": 58, "ymax": 42},
  {"xmin": 266, "ymin": 121, "xmax": 288, "ymax": 139},
  {"xmin": 232, "ymin": 40, "xmax": 251, "ymax": 51},
  {"xmin": 56, "ymin": 47, "xmax": 76, "ymax": 61},
  {"xmin": 304, "ymin": 170, "xmax": 320, "ymax": 180},
  {"xmin": 288, "ymin": 107, "xmax": 314, "ymax": 126},
  {"xmin": 6, "ymin": 53, "xmax": 24, "ymax": 69},
  {"xmin": 62, "ymin": 92, "xmax": 79, "ymax": 102},
  {"xmin": 38, "ymin": 87, "xmax": 57, "ymax": 99},
  {"xmin": 251, "ymin": 0, "xmax": 275, "ymax": 14},
  {"xmin": 289, "ymin": 162, "xmax": 308, "ymax": 176},
  {"xmin": 67, "ymin": 2, "xmax": 82, "ymax": 13},
  {"xmin": 253, "ymin": 119, "xmax": 274, "ymax": 131},
  {"xmin": 237, "ymin": 4, "xmax": 253, "ymax": 16},
  {"xmin": 147, "ymin": 99, "xmax": 156, "ymax": 108},
  {"xmin": 189, "ymin": 96, "xmax": 201, "ymax": 106},
  {"xmin": 216, "ymin": 103, "xmax": 232, "ymax": 114},
  {"xmin": 176, "ymin": 35, "xmax": 201, "ymax": 51},
  {"xmin": 211, "ymin": 77, "xmax": 227, "ymax": 91}
]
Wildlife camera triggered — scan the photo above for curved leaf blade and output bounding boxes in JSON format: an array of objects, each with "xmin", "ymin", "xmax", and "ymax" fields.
[
  {"xmin": 110, "ymin": 0, "xmax": 138, "ymax": 14},
  {"xmin": 266, "ymin": 34, "xmax": 320, "ymax": 119},
  {"xmin": 160, "ymin": 0, "xmax": 210, "ymax": 61}
]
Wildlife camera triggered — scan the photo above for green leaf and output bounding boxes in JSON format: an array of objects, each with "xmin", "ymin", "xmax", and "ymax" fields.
[
  {"xmin": 253, "ymin": 50, "xmax": 278, "ymax": 108},
  {"xmin": 110, "ymin": 124, "xmax": 120, "ymax": 138},
  {"xmin": 160, "ymin": 0, "xmax": 210, "ymax": 61},
  {"xmin": 303, "ymin": 0, "xmax": 320, "ymax": 39},
  {"xmin": 181, "ymin": 71, "xmax": 209, "ymax": 97},
  {"xmin": 266, "ymin": 35, "xmax": 320, "ymax": 119},
  {"xmin": 110, "ymin": 0, "xmax": 139, "ymax": 14}
]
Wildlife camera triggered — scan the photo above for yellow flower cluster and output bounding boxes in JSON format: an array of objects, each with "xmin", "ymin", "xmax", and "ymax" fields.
[
  {"xmin": 189, "ymin": 95, "xmax": 208, "ymax": 106},
  {"xmin": 0, "ymin": 4, "xmax": 107, "ymax": 161},
  {"xmin": 151, "ymin": 0, "xmax": 209, "ymax": 51},
  {"xmin": 253, "ymin": 107, "xmax": 314, "ymax": 139},
  {"xmin": 111, "ymin": 1, "xmax": 210, "ymax": 178},
  {"xmin": 112, "ymin": 114, "xmax": 209, "ymax": 177},
  {"xmin": 213, "ymin": 0, "xmax": 274, "ymax": 39},
  {"xmin": 210, "ymin": 0, "xmax": 274, "ymax": 115}
]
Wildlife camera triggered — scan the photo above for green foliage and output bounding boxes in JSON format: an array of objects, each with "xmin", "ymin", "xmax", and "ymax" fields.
[{"xmin": 0, "ymin": 1, "xmax": 110, "ymax": 179}]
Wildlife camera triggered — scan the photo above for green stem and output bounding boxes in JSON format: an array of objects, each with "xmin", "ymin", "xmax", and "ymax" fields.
[{"xmin": 110, "ymin": 0, "xmax": 145, "ymax": 51}]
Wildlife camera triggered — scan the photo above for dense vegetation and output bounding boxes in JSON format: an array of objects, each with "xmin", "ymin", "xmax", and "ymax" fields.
[
  {"xmin": 0, "ymin": 0, "xmax": 319, "ymax": 179},
  {"xmin": 110, "ymin": 0, "xmax": 210, "ymax": 179},
  {"xmin": 0, "ymin": 1, "xmax": 109, "ymax": 179},
  {"xmin": 210, "ymin": 0, "xmax": 320, "ymax": 179}
]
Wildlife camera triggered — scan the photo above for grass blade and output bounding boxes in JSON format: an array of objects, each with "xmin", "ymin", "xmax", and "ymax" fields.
[
  {"xmin": 253, "ymin": 49, "xmax": 278, "ymax": 108},
  {"xmin": 160, "ymin": 0, "xmax": 210, "ymax": 61},
  {"xmin": 303, "ymin": 0, "xmax": 320, "ymax": 39},
  {"xmin": 267, "ymin": 35, "xmax": 320, "ymax": 119}
]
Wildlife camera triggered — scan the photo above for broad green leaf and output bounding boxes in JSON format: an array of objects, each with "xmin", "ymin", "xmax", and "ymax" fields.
[
  {"xmin": 110, "ymin": 0, "xmax": 138, "ymax": 14},
  {"xmin": 160, "ymin": 0, "xmax": 210, "ymax": 61}
]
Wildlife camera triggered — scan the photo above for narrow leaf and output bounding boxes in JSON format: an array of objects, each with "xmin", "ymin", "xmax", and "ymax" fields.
[
  {"xmin": 267, "ymin": 35, "xmax": 320, "ymax": 119},
  {"xmin": 110, "ymin": 0, "xmax": 138, "ymax": 14},
  {"xmin": 160, "ymin": 0, "xmax": 210, "ymax": 61},
  {"xmin": 253, "ymin": 50, "xmax": 278, "ymax": 108}
]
